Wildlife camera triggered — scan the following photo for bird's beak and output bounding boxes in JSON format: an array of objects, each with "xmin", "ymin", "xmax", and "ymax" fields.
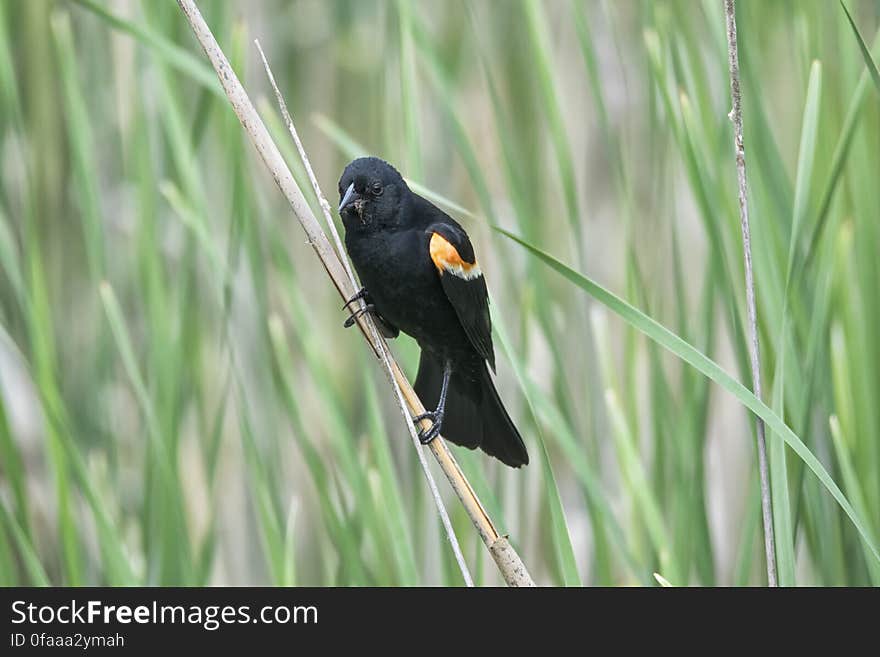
[{"xmin": 338, "ymin": 183, "xmax": 356, "ymax": 213}]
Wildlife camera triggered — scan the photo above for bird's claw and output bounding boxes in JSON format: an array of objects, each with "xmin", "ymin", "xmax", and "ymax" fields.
[
  {"xmin": 413, "ymin": 410, "xmax": 442, "ymax": 444},
  {"xmin": 343, "ymin": 303, "xmax": 374, "ymax": 328},
  {"xmin": 342, "ymin": 287, "xmax": 368, "ymax": 311}
]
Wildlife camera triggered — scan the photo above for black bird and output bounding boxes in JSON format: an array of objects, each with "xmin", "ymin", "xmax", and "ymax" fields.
[{"xmin": 338, "ymin": 156, "xmax": 529, "ymax": 468}]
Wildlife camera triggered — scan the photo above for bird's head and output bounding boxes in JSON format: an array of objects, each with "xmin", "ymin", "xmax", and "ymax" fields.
[{"xmin": 337, "ymin": 157, "xmax": 408, "ymax": 231}]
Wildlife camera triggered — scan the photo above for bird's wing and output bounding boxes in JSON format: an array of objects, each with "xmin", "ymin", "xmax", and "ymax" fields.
[{"xmin": 426, "ymin": 223, "xmax": 495, "ymax": 371}]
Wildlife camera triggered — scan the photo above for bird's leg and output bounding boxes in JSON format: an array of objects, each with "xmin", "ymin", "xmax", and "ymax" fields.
[
  {"xmin": 413, "ymin": 360, "xmax": 452, "ymax": 445},
  {"xmin": 342, "ymin": 287, "xmax": 368, "ymax": 311}
]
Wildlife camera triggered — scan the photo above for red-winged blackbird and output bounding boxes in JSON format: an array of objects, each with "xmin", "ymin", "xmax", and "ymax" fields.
[{"xmin": 338, "ymin": 157, "xmax": 529, "ymax": 468}]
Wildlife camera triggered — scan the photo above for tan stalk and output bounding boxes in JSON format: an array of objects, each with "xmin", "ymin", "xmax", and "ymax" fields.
[{"xmin": 176, "ymin": 0, "xmax": 535, "ymax": 587}]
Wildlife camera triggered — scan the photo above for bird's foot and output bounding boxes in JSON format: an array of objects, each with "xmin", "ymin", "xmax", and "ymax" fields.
[
  {"xmin": 343, "ymin": 303, "xmax": 375, "ymax": 328},
  {"xmin": 342, "ymin": 287, "xmax": 369, "ymax": 311},
  {"xmin": 413, "ymin": 410, "xmax": 443, "ymax": 445}
]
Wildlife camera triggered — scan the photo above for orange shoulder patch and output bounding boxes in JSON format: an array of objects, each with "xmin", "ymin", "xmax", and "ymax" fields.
[{"xmin": 429, "ymin": 232, "xmax": 482, "ymax": 280}]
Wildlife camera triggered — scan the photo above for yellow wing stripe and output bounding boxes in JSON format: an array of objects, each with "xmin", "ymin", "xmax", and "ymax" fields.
[{"xmin": 429, "ymin": 232, "xmax": 482, "ymax": 280}]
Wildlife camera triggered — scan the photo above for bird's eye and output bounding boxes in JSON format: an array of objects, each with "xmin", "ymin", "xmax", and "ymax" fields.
[{"xmin": 371, "ymin": 182, "xmax": 383, "ymax": 196}]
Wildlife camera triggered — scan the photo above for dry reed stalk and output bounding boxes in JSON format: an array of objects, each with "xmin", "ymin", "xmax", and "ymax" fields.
[
  {"xmin": 723, "ymin": 0, "xmax": 777, "ymax": 587},
  {"xmin": 176, "ymin": 0, "xmax": 535, "ymax": 587}
]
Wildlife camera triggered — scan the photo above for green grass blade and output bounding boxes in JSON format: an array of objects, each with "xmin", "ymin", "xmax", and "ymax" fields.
[
  {"xmin": 591, "ymin": 306, "xmax": 681, "ymax": 583},
  {"xmin": 788, "ymin": 61, "xmax": 822, "ymax": 275},
  {"xmin": 0, "ymin": 378, "xmax": 29, "ymax": 539},
  {"xmin": 770, "ymin": 60, "xmax": 823, "ymax": 586},
  {"xmin": 0, "ymin": 499, "xmax": 50, "ymax": 586},
  {"xmin": 769, "ymin": 345, "xmax": 796, "ymax": 585},
  {"xmin": 395, "ymin": 0, "xmax": 423, "ymax": 179},
  {"xmin": 281, "ymin": 497, "xmax": 298, "ymax": 587},
  {"xmin": 70, "ymin": 0, "xmax": 221, "ymax": 95},
  {"xmin": 829, "ymin": 416, "xmax": 880, "ymax": 585},
  {"xmin": 494, "ymin": 315, "xmax": 582, "ymax": 586},
  {"xmin": 99, "ymin": 282, "xmax": 170, "ymax": 473},
  {"xmin": 51, "ymin": 10, "xmax": 105, "ymax": 280},
  {"xmin": 840, "ymin": 1, "xmax": 880, "ymax": 93},
  {"xmin": 0, "ymin": 207, "xmax": 27, "ymax": 310},
  {"xmin": 363, "ymin": 369, "xmax": 420, "ymax": 585},
  {"xmin": 800, "ymin": 26, "xmax": 880, "ymax": 269},
  {"xmin": 497, "ymin": 227, "xmax": 880, "ymax": 565},
  {"xmin": 605, "ymin": 388, "xmax": 679, "ymax": 583},
  {"xmin": 522, "ymin": 0, "xmax": 582, "ymax": 248}
]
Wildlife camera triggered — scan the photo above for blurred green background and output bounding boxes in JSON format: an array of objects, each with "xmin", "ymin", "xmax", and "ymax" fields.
[{"xmin": 0, "ymin": 0, "xmax": 878, "ymax": 586}]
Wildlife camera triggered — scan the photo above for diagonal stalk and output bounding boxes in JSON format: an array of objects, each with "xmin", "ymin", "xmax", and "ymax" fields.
[
  {"xmin": 254, "ymin": 38, "xmax": 473, "ymax": 587},
  {"xmin": 175, "ymin": 0, "xmax": 534, "ymax": 587}
]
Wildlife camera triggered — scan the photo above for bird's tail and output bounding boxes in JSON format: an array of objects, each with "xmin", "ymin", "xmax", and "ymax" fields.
[{"xmin": 414, "ymin": 353, "xmax": 529, "ymax": 468}]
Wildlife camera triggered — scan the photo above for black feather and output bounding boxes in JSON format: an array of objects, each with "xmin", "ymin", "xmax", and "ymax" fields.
[{"xmin": 414, "ymin": 352, "xmax": 527, "ymax": 467}]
